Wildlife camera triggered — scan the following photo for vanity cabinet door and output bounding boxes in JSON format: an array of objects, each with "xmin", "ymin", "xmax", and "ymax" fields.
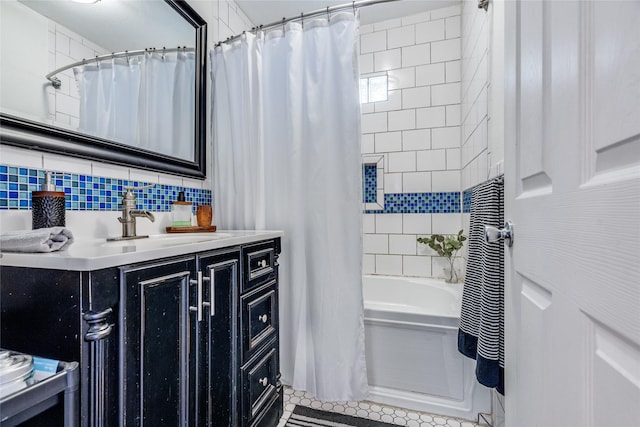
[
  {"xmin": 196, "ymin": 249, "xmax": 240, "ymax": 427},
  {"xmin": 120, "ymin": 257, "xmax": 197, "ymax": 427}
]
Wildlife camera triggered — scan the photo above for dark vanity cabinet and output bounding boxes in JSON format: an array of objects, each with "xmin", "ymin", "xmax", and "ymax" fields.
[
  {"xmin": 239, "ymin": 241, "xmax": 282, "ymax": 427},
  {"xmin": 0, "ymin": 266, "xmax": 119, "ymax": 426},
  {"xmin": 0, "ymin": 237, "xmax": 283, "ymax": 427},
  {"xmin": 120, "ymin": 248, "xmax": 240, "ymax": 426},
  {"xmin": 119, "ymin": 256, "xmax": 198, "ymax": 426}
]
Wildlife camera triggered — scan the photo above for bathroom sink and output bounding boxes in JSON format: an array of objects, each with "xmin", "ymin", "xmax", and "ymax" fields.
[{"xmin": 102, "ymin": 233, "xmax": 232, "ymax": 248}]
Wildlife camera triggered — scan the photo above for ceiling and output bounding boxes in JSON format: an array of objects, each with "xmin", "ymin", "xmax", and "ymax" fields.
[
  {"xmin": 235, "ymin": 0, "xmax": 458, "ymax": 27},
  {"xmin": 18, "ymin": 0, "xmax": 194, "ymax": 53}
]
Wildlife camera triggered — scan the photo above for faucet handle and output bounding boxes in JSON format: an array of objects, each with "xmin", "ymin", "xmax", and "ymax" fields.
[{"xmin": 123, "ymin": 184, "xmax": 154, "ymax": 192}]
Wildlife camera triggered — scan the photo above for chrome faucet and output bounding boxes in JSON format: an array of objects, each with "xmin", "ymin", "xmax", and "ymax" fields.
[{"xmin": 115, "ymin": 186, "xmax": 155, "ymax": 240}]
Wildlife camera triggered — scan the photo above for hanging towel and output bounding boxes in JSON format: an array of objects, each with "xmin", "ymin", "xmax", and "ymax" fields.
[
  {"xmin": 0, "ymin": 227, "xmax": 74, "ymax": 253},
  {"xmin": 458, "ymin": 176, "xmax": 504, "ymax": 395}
]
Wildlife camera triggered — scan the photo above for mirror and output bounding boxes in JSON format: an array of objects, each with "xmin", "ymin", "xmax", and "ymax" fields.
[{"xmin": 0, "ymin": 0, "xmax": 207, "ymax": 178}]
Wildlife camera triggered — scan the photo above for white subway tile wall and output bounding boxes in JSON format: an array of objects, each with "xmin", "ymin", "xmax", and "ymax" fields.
[
  {"xmin": 432, "ymin": 170, "xmax": 461, "ymax": 192},
  {"xmin": 375, "ymin": 254, "xmax": 403, "ymax": 275},
  {"xmin": 416, "ymin": 149, "xmax": 447, "ymax": 171},
  {"xmin": 361, "ymin": 5, "xmax": 462, "ymax": 279},
  {"xmin": 375, "ymin": 90, "xmax": 402, "ymax": 113},
  {"xmin": 375, "ymin": 214, "xmax": 403, "ymax": 234},
  {"xmin": 48, "ymin": 23, "xmax": 108, "ymax": 129},
  {"xmin": 416, "ymin": 106, "xmax": 446, "ymax": 128},
  {"xmin": 403, "ymin": 213, "xmax": 432, "ymax": 234},
  {"xmin": 388, "ymin": 25, "xmax": 416, "ymax": 49},
  {"xmin": 402, "ymin": 86, "xmax": 431, "ymax": 109},
  {"xmin": 461, "ymin": 0, "xmax": 494, "ymax": 192},
  {"xmin": 402, "ymin": 129, "xmax": 431, "ymax": 151},
  {"xmin": 403, "ymin": 171, "xmax": 432, "ymax": 193},
  {"xmin": 416, "ymin": 63, "xmax": 446, "ymax": 86},
  {"xmin": 375, "ymin": 132, "xmax": 402, "ymax": 153}
]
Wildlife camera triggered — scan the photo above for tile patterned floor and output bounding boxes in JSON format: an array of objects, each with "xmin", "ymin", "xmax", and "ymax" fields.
[{"xmin": 277, "ymin": 386, "xmax": 486, "ymax": 427}]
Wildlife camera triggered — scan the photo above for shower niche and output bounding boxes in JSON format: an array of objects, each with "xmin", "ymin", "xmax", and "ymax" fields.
[{"xmin": 362, "ymin": 154, "xmax": 385, "ymax": 211}]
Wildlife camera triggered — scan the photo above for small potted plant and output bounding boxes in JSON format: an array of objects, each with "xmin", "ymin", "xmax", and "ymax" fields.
[{"xmin": 417, "ymin": 230, "xmax": 467, "ymax": 283}]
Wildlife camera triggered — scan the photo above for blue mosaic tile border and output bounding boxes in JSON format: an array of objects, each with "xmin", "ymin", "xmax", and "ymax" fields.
[
  {"xmin": 363, "ymin": 164, "xmax": 377, "ymax": 203},
  {"xmin": 463, "ymin": 189, "xmax": 472, "ymax": 213},
  {"xmin": 0, "ymin": 165, "xmax": 211, "ymax": 212},
  {"xmin": 364, "ymin": 192, "xmax": 461, "ymax": 214}
]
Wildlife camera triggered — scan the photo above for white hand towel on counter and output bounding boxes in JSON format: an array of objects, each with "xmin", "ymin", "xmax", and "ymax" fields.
[{"xmin": 0, "ymin": 227, "xmax": 74, "ymax": 253}]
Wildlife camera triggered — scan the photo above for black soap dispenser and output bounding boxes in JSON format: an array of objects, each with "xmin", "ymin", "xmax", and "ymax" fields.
[{"xmin": 32, "ymin": 171, "xmax": 66, "ymax": 229}]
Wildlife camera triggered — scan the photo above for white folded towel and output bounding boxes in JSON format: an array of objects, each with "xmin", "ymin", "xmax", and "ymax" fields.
[{"xmin": 0, "ymin": 227, "xmax": 74, "ymax": 253}]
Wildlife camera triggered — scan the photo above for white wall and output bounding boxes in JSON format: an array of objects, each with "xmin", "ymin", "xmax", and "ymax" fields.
[
  {"xmin": 0, "ymin": 0, "xmax": 253, "ymax": 237},
  {"xmin": 460, "ymin": 0, "xmax": 504, "ymax": 191},
  {"xmin": 360, "ymin": 4, "xmax": 463, "ymax": 279},
  {"xmin": 0, "ymin": 1, "xmax": 50, "ymax": 122}
]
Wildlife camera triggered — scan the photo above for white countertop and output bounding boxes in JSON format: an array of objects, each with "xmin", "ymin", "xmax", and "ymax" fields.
[{"xmin": 0, "ymin": 230, "xmax": 284, "ymax": 271}]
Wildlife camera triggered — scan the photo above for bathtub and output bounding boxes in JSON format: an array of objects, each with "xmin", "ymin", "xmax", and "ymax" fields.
[{"xmin": 363, "ymin": 275, "xmax": 490, "ymax": 421}]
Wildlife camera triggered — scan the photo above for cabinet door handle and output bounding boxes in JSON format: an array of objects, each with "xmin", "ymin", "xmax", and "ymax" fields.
[
  {"xmin": 208, "ymin": 270, "xmax": 215, "ymax": 317},
  {"xmin": 259, "ymin": 377, "xmax": 268, "ymax": 387},
  {"xmin": 189, "ymin": 271, "xmax": 203, "ymax": 322},
  {"xmin": 258, "ymin": 314, "xmax": 268, "ymax": 324}
]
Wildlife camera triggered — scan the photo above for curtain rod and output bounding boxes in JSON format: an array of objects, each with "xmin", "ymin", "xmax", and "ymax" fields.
[
  {"xmin": 45, "ymin": 46, "xmax": 195, "ymax": 89},
  {"xmin": 217, "ymin": 0, "xmax": 402, "ymax": 46}
]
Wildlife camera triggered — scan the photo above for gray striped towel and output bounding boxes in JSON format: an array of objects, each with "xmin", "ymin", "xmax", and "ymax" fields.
[{"xmin": 458, "ymin": 175, "xmax": 504, "ymax": 394}]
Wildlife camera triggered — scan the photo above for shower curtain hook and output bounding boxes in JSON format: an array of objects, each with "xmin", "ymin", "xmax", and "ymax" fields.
[
  {"xmin": 125, "ymin": 50, "xmax": 129, "ymax": 64},
  {"xmin": 162, "ymin": 46, "xmax": 166, "ymax": 59},
  {"xmin": 282, "ymin": 17, "xmax": 286, "ymax": 33},
  {"xmin": 327, "ymin": 6, "xmax": 330, "ymax": 22},
  {"xmin": 301, "ymin": 12, "xmax": 304, "ymax": 28},
  {"xmin": 352, "ymin": 1, "xmax": 356, "ymax": 15},
  {"xmin": 95, "ymin": 55, "xmax": 100, "ymax": 68}
]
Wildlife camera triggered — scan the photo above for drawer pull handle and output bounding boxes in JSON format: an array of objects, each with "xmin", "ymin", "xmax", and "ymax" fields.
[
  {"xmin": 258, "ymin": 260, "xmax": 267, "ymax": 268},
  {"xmin": 258, "ymin": 314, "xmax": 268, "ymax": 323},
  {"xmin": 259, "ymin": 377, "xmax": 268, "ymax": 387},
  {"xmin": 189, "ymin": 272, "xmax": 204, "ymax": 322}
]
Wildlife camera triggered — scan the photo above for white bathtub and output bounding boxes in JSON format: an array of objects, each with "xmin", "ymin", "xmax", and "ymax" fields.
[{"xmin": 363, "ymin": 275, "xmax": 490, "ymax": 421}]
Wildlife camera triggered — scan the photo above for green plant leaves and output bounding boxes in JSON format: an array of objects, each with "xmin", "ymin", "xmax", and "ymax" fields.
[{"xmin": 416, "ymin": 229, "xmax": 467, "ymax": 260}]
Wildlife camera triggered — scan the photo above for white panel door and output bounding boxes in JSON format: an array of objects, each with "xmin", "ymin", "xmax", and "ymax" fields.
[{"xmin": 504, "ymin": 1, "xmax": 640, "ymax": 426}]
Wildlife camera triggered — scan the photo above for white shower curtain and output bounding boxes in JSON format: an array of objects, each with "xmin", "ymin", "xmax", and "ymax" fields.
[
  {"xmin": 74, "ymin": 51, "xmax": 194, "ymax": 159},
  {"xmin": 74, "ymin": 57, "xmax": 141, "ymax": 143},
  {"xmin": 211, "ymin": 13, "xmax": 367, "ymax": 401}
]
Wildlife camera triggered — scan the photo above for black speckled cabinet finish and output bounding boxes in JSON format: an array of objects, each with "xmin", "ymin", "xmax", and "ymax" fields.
[
  {"xmin": 0, "ymin": 266, "xmax": 120, "ymax": 426},
  {"xmin": 0, "ymin": 237, "xmax": 282, "ymax": 427},
  {"xmin": 240, "ymin": 240, "xmax": 283, "ymax": 427},
  {"xmin": 119, "ymin": 256, "xmax": 197, "ymax": 426}
]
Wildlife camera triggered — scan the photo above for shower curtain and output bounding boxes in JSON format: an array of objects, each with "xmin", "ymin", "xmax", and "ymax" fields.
[
  {"xmin": 73, "ymin": 51, "xmax": 195, "ymax": 159},
  {"xmin": 211, "ymin": 13, "xmax": 368, "ymax": 401},
  {"xmin": 74, "ymin": 57, "xmax": 141, "ymax": 144}
]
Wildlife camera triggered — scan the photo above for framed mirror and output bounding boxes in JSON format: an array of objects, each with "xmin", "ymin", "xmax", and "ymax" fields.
[{"xmin": 0, "ymin": 0, "xmax": 207, "ymax": 178}]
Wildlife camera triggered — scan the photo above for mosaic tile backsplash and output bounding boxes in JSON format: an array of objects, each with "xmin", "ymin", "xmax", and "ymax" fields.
[
  {"xmin": 363, "ymin": 164, "xmax": 377, "ymax": 204},
  {"xmin": 364, "ymin": 192, "xmax": 461, "ymax": 214},
  {"xmin": 0, "ymin": 165, "xmax": 211, "ymax": 212}
]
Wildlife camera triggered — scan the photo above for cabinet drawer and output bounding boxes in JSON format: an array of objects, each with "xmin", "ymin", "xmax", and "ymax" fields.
[
  {"xmin": 243, "ymin": 242, "xmax": 276, "ymax": 292},
  {"xmin": 242, "ymin": 345, "xmax": 278, "ymax": 423},
  {"xmin": 241, "ymin": 282, "xmax": 277, "ymax": 361}
]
